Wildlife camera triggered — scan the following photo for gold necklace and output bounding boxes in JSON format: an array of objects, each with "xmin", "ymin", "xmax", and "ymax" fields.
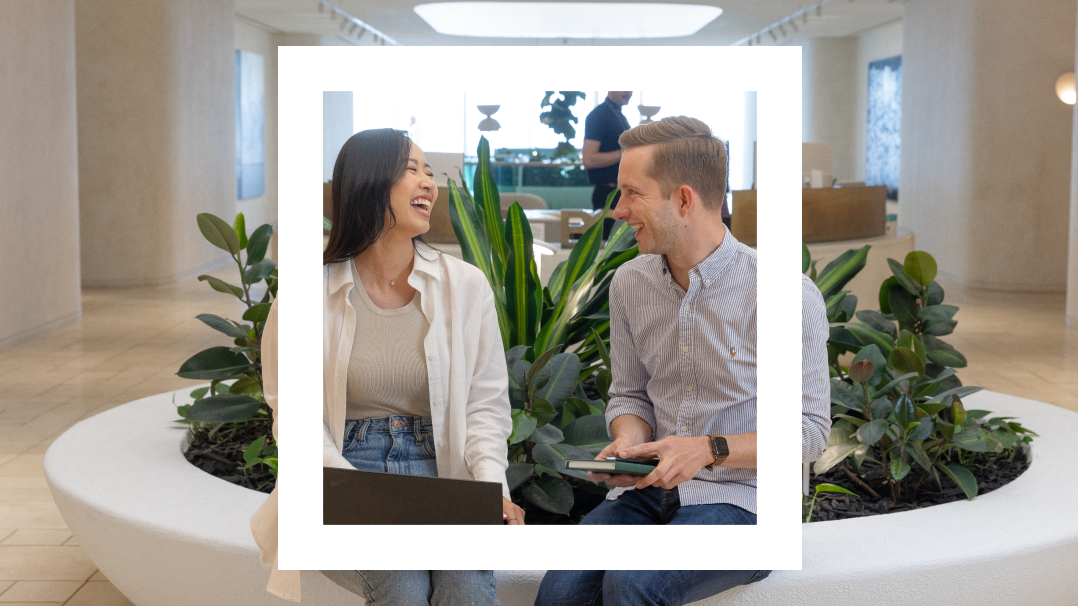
[{"xmin": 354, "ymin": 258, "xmax": 407, "ymax": 287}]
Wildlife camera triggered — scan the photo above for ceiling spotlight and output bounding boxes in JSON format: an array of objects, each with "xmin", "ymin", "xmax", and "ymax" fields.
[
  {"xmin": 804, "ymin": 12, "xmax": 808, "ymax": 24},
  {"xmin": 778, "ymin": 24, "xmax": 786, "ymax": 36},
  {"xmin": 816, "ymin": 5, "xmax": 823, "ymax": 16},
  {"xmin": 317, "ymin": 1, "xmax": 324, "ymax": 12},
  {"xmin": 768, "ymin": 29, "xmax": 777, "ymax": 41},
  {"xmin": 789, "ymin": 19, "xmax": 798, "ymax": 32},
  {"xmin": 747, "ymin": 39, "xmax": 752, "ymax": 46},
  {"xmin": 755, "ymin": 34, "xmax": 761, "ymax": 44}
]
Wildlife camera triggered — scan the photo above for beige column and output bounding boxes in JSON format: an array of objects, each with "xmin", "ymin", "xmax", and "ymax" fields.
[
  {"xmin": 76, "ymin": 0, "xmax": 236, "ymax": 287},
  {"xmin": 0, "ymin": 1, "xmax": 83, "ymax": 349},
  {"xmin": 802, "ymin": 37, "xmax": 859, "ymax": 182},
  {"xmin": 900, "ymin": 0, "xmax": 1076, "ymax": 291},
  {"xmin": 1067, "ymin": 1, "xmax": 1078, "ymax": 327}
]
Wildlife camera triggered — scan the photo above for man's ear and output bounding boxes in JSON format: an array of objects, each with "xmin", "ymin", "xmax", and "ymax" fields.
[{"xmin": 673, "ymin": 185, "xmax": 696, "ymax": 217}]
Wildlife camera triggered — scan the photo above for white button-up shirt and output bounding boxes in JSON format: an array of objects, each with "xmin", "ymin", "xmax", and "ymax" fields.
[
  {"xmin": 604, "ymin": 231, "xmax": 831, "ymax": 514},
  {"xmin": 250, "ymin": 246, "xmax": 512, "ymax": 601}
]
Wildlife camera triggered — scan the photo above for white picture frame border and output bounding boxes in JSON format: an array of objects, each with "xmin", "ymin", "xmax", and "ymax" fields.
[{"xmin": 278, "ymin": 45, "xmax": 802, "ymax": 571}]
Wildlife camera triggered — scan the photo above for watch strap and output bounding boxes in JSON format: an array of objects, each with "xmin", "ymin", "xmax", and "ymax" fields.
[{"xmin": 704, "ymin": 435, "xmax": 729, "ymax": 471}]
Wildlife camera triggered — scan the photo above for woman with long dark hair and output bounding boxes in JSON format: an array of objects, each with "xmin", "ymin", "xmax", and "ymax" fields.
[{"xmin": 253, "ymin": 128, "xmax": 524, "ymax": 604}]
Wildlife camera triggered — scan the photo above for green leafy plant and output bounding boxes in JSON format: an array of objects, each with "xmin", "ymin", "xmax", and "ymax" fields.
[
  {"xmin": 540, "ymin": 91, "xmax": 586, "ymax": 160},
  {"xmin": 175, "ymin": 213, "xmax": 278, "ymax": 489},
  {"xmin": 448, "ymin": 135, "xmax": 637, "ymax": 517},
  {"xmin": 806, "ymin": 245, "xmax": 1035, "ymax": 504},
  {"xmin": 802, "ymin": 483, "xmax": 858, "ymax": 523},
  {"xmin": 241, "ymin": 435, "xmax": 278, "ymax": 486}
]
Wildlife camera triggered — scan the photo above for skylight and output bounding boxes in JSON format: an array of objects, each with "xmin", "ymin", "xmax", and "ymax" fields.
[{"xmin": 413, "ymin": 2, "xmax": 723, "ymax": 38}]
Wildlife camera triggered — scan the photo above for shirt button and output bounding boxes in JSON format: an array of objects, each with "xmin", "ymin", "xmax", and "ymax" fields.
[
  {"xmin": 686, "ymin": 385, "xmax": 693, "ymax": 392},
  {"xmin": 681, "ymin": 424, "xmax": 689, "ymax": 432},
  {"xmin": 704, "ymin": 280, "xmax": 711, "ymax": 285},
  {"xmin": 428, "ymin": 354, "xmax": 435, "ymax": 360},
  {"xmin": 682, "ymin": 346, "xmax": 689, "ymax": 353},
  {"xmin": 684, "ymin": 306, "xmax": 690, "ymax": 312}
]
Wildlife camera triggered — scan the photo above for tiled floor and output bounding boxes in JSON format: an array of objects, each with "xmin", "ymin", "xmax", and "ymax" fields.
[
  {"xmin": 0, "ymin": 264, "xmax": 247, "ymax": 605},
  {"xmin": 0, "ymin": 266, "xmax": 1075, "ymax": 603}
]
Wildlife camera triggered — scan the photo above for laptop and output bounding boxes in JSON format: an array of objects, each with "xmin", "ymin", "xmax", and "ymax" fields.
[{"xmin": 323, "ymin": 467, "xmax": 503, "ymax": 525}]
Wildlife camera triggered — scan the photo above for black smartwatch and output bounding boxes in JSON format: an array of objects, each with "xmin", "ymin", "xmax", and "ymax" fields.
[{"xmin": 704, "ymin": 435, "xmax": 730, "ymax": 471}]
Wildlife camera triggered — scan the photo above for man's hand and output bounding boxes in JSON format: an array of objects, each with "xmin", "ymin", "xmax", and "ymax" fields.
[
  {"xmin": 586, "ymin": 435, "xmax": 646, "ymax": 487},
  {"xmin": 618, "ymin": 436, "xmax": 715, "ymax": 490}
]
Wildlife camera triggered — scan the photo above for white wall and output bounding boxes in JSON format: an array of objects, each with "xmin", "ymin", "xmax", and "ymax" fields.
[
  {"xmin": 900, "ymin": 0, "xmax": 1076, "ymax": 291},
  {"xmin": 76, "ymin": 0, "xmax": 236, "ymax": 287},
  {"xmin": 0, "ymin": 1, "xmax": 83, "ymax": 349},
  {"xmin": 801, "ymin": 37, "xmax": 858, "ymax": 182},
  {"xmin": 1068, "ymin": 4, "xmax": 1078, "ymax": 326}
]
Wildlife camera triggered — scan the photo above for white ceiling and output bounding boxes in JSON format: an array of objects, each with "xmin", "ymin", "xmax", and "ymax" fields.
[{"xmin": 235, "ymin": 0, "xmax": 905, "ymax": 47}]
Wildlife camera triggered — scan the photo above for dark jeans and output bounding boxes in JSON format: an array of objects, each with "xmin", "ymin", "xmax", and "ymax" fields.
[
  {"xmin": 591, "ymin": 183, "xmax": 622, "ymax": 240},
  {"xmin": 534, "ymin": 487, "xmax": 769, "ymax": 606}
]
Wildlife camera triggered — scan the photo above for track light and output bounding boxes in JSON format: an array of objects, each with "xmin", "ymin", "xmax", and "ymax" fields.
[{"xmin": 769, "ymin": 29, "xmax": 777, "ymax": 41}]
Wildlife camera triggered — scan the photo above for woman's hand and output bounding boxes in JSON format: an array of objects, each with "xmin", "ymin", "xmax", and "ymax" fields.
[{"xmin": 503, "ymin": 497, "xmax": 525, "ymax": 525}]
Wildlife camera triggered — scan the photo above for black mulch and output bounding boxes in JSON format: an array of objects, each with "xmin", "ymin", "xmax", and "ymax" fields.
[
  {"xmin": 807, "ymin": 448, "xmax": 1031, "ymax": 522},
  {"xmin": 183, "ymin": 415, "xmax": 276, "ymax": 494}
]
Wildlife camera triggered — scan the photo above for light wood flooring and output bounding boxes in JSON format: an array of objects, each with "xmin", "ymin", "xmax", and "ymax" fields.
[{"xmin": 0, "ymin": 269, "xmax": 1075, "ymax": 603}]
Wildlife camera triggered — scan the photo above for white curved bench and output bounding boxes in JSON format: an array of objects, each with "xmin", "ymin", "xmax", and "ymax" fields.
[{"xmin": 45, "ymin": 390, "xmax": 1078, "ymax": 605}]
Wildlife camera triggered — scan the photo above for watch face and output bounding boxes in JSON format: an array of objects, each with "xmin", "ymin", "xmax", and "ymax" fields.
[{"xmin": 712, "ymin": 436, "xmax": 730, "ymax": 458}]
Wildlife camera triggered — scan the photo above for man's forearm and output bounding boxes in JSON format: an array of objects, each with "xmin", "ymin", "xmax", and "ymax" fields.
[
  {"xmin": 716, "ymin": 431, "xmax": 756, "ymax": 469},
  {"xmin": 610, "ymin": 414, "xmax": 652, "ymax": 445},
  {"xmin": 582, "ymin": 148, "xmax": 622, "ymax": 170}
]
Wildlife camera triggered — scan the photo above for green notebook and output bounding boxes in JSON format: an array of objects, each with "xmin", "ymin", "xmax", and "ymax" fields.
[{"xmin": 565, "ymin": 459, "xmax": 657, "ymax": 476}]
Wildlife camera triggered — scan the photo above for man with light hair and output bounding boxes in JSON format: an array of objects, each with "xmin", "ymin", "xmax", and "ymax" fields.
[{"xmin": 533, "ymin": 116, "xmax": 831, "ymax": 605}]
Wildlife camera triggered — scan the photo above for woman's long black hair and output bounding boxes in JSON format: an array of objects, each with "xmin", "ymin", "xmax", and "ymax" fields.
[{"xmin": 323, "ymin": 128, "xmax": 436, "ymax": 265}]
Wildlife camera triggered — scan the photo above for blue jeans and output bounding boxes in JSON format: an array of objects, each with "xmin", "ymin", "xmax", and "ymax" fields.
[
  {"xmin": 322, "ymin": 570, "xmax": 498, "ymax": 606},
  {"xmin": 534, "ymin": 487, "xmax": 769, "ymax": 606},
  {"xmin": 324, "ymin": 416, "xmax": 498, "ymax": 605},
  {"xmin": 340, "ymin": 415, "xmax": 439, "ymax": 476}
]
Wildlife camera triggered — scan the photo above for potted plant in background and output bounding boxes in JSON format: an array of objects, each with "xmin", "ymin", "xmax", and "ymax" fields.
[
  {"xmin": 802, "ymin": 244, "xmax": 1035, "ymax": 521},
  {"xmin": 174, "ymin": 213, "xmax": 279, "ymax": 493}
]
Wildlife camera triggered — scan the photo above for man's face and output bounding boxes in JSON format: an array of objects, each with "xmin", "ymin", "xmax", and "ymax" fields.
[
  {"xmin": 607, "ymin": 91, "xmax": 633, "ymax": 106},
  {"xmin": 612, "ymin": 145, "xmax": 680, "ymax": 255}
]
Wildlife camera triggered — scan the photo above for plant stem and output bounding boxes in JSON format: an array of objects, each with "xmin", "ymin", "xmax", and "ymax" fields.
[{"xmin": 839, "ymin": 463, "xmax": 880, "ymax": 498}]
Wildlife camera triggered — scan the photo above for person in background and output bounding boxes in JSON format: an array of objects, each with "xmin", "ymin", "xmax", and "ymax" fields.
[
  {"xmin": 251, "ymin": 128, "xmax": 525, "ymax": 605},
  {"xmin": 582, "ymin": 91, "xmax": 633, "ymax": 240}
]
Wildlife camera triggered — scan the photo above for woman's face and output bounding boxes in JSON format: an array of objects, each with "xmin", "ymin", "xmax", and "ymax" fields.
[{"xmin": 387, "ymin": 142, "xmax": 438, "ymax": 238}]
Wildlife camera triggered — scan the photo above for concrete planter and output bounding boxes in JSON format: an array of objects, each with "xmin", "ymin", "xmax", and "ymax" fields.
[{"xmin": 45, "ymin": 390, "xmax": 1078, "ymax": 605}]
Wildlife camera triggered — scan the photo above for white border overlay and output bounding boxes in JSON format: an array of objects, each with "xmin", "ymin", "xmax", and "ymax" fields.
[{"xmin": 279, "ymin": 46, "xmax": 802, "ymax": 571}]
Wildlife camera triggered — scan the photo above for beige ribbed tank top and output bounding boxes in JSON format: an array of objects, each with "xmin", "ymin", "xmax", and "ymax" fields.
[{"xmin": 345, "ymin": 261, "xmax": 431, "ymax": 420}]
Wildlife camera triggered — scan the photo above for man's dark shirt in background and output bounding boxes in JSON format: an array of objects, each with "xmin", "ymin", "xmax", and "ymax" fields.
[{"xmin": 584, "ymin": 98, "xmax": 631, "ymax": 186}]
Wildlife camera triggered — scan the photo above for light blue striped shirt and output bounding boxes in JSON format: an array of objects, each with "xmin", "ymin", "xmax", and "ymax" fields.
[{"xmin": 604, "ymin": 230, "xmax": 831, "ymax": 514}]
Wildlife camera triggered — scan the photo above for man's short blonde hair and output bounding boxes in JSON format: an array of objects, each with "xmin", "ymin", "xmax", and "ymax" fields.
[{"xmin": 618, "ymin": 116, "xmax": 728, "ymax": 212}]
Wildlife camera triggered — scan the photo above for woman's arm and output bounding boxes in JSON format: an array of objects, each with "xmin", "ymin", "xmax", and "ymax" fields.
[{"xmin": 462, "ymin": 287, "xmax": 514, "ymax": 500}]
